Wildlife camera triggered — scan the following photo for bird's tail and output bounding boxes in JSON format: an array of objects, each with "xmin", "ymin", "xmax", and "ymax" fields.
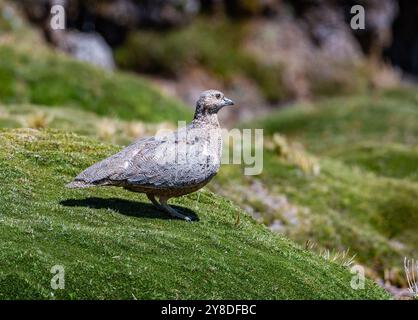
[{"xmin": 65, "ymin": 180, "xmax": 94, "ymax": 189}]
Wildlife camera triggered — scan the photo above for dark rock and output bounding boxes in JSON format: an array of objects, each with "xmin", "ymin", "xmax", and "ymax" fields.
[
  {"xmin": 385, "ymin": 0, "xmax": 418, "ymax": 75},
  {"xmin": 94, "ymin": 0, "xmax": 139, "ymax": 28},
  {"xmin": 136, "ymin": 0, "xmax": 200, "ymax": 27}
]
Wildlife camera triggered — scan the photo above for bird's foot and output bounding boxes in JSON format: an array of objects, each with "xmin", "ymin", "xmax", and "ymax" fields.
[
  {"xmin": 158, "ymin": 196, "xmax": 194, "ymax": 222},
  {"xmin": 168, "ymin": 207, "xmax": 193, "ymax": 222},
  {"xmin": 163, "ymin": 205, "xmax": 193, "ymax": 222}
]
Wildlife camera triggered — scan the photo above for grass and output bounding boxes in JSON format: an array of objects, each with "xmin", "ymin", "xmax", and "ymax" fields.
[
  {"xmin": 3, "ymin": 91, "xmax": 418, "ymax": 285},
  {"xmin": 222, "ymin": 89, "xmax": 418, "ymax": 284},
  {"xmin": 217, "ymin": 149, "xmax": 418, "ymax": 280},
  {"xmin": 329, "ymin": 143, "xmax": 418, "ymax": 182},
  {"xmin": 0, "ymin": 0, "xmax": 410, "ymax": 296},
  {"xmin": 0, "ymin": 45, "xmax": 191, "ymax": 123},
  {"xmin": 251, "ymin": 92, "xmax": 418, "ymax": 154},
  {"xmin": 0, "ymin": 128, "xmax": 389, "ymax": 299},
  {"xmin": 0, "ymin": 104, "xmax": 175, "ymax": 145}
]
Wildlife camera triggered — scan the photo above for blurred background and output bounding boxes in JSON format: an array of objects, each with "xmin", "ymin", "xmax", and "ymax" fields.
[
  {"xmin": 14, "ymin": 0, "xmax": 412, "ymax": 123},
  {"xmin": 2, "ymin": 0, "xmax": 418, "ymax": 298}
]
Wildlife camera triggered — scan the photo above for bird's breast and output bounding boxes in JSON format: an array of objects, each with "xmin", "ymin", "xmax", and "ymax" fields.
[{"xmin": 165, "ymin": 126, "xmax": 222, "ymax": 185}]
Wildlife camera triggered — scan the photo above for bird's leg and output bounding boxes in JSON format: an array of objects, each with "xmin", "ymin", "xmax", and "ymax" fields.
[
  {"xmin": 146, "ymin": 193, "xmax": 162, "ymax": 209},
  {"xmin": 158, "ymin": 196, "xmax": 192, "ymax": 222}
]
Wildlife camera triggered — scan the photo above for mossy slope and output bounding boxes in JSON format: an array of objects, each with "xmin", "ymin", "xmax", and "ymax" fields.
[
  {"xmin": 0, "ymin": 103, "xmax": 170, "ymax": 146},
  {"xmin": 0, "ymin": 129, "xmax": 388, "ymax": 299},
  {"xmin": 253, "ymin": 92, "xmax": 418, "ymax": 154},
  {"xmin": 232, "ymin": 89, "xmax": 418, "ymax": 280},
  {"xmin": 3, "ymin": 94, "xmax": 417, "ymax": 281},
  {"xmin": 0, "ymin": 45, "xmax": 191, "ymax": 123}
]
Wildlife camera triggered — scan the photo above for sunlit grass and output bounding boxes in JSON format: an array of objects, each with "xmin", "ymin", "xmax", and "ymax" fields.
[{"xmin": 0, "ymin": 128, "xmax": 389, "ymax": 299}]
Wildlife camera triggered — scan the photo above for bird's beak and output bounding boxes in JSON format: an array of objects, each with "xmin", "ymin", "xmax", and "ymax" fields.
[{"xmin": 222, "ymin": 97, "xmax": 235, "ymax": 106}]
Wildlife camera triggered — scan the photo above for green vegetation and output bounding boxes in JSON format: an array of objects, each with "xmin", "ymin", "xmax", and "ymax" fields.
[
  {"xmin": 0, "ymin": 104, "xmax": 172, "ymax": 145},
  {"xmin": 305, "ymin": 61, "xmax": 372, "ymax": 98},
  {"xmin": 251, "ymin": 92, "xmax": 418, "ymax": 153},
  {"xmin": 0, "ymin": 129, "xmax": 389, "ymax": 299},
  {"xmin": 217, "ymin": 150, "xmax": 418, "ymax": 280},
  {"xmin": 0, "ymin": 46, "xmax": 191, "ymax": 123},
  {"xmin": 330, "ymin": 143, "xmax": 418, "ymax": 182},
  {"xmin": 0, "ymin": 1, "xmax": 408, "ymax": 297},
  {"xmin": 3, "ymin": 90, "xmax": 418, "ymax": 284},
  {"xmin": 221, "ymin": 90, "xmax": 418, "ymax": 283},
  {"xmin": 115, "ymin": 19, "xmax": 288, "ymax": 102}
]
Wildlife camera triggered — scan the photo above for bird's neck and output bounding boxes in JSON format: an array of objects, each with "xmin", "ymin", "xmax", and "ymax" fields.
[{"xmin": 192, "ymin": 113, "xmax": 220, "ymax": 128}]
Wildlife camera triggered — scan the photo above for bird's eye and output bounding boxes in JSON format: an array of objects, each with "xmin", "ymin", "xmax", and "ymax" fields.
[{"xmin": 215, "ymin": 94, "xmax": 221, "ymax": 99}]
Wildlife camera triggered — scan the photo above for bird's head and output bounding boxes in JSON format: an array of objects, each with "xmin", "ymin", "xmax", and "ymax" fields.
[{"xmin": 194, "ymin": 90, "xmax": 235, "ymax": 119}]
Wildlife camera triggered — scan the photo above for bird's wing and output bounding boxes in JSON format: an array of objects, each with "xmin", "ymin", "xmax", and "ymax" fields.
[
  {"xmin": 115, "ymin": 128, "xmax": 196, "ymax": 187},
  {"xmin": 70, "ymin": 126, "xmax": 218, "ymax": 188},
  {"xmin": 114, "ymin": 136, "xmax": 176, "ymax": 186},
  {"xmin": 69, "ymin": 136, "xmax": 155, "ymax": 186}
]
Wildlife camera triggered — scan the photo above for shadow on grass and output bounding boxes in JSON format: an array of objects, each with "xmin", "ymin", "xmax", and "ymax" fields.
[{"xmin": 60, "ymin": 197, "xmax": 199, "ymax": 221}]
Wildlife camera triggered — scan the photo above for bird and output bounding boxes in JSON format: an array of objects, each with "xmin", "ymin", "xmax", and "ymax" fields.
[{"xmin": 66, "ymin": 90, "xmax": 235, "ymax": 221}]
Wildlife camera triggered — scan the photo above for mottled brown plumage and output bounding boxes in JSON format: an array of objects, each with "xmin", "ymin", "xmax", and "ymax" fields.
[{"xmin": 66, "ymin": 90, "xmax": 235, "ymax": 221}]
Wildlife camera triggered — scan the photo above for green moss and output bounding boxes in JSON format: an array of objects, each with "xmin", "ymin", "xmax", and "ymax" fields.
[
  {"xmin": 230, "ymin": 89, "xmax": 418, "ymax": 276},
  {"xmin": 217, "ymin": 148, "xmax": 418, "ymax": 275},
  {"xmin": 0, "ymin": 45, "xmax": 191, "ymax": 123},
  {"xmin": 250, "ymin": 90, "xmax": 418, "ymax": 154},
  {"xmin": 4, "ymin": 97, "xmax": 417, "ymax": 278},
  {"xmin": 381, "ymin": 86, "xmax": 418, "ymax": 106},
  {"xmin": 330, "ymin": 143, "xmax": 418, "ymax": 182},
  {"xmin": 0, "ymin": 128, "xmax": 388, "ymax": 299},
  {"xmin": 0, "ymin": 117, "xmax": 20, "ymax": 128},
  {"xmin": 0, "ymin": 103, "xmax": 167, "ymax": 146},
  {"xmin": 115, "ymin": 18, "xmax": 288, "ymax": 102},
  {"xmin": 307, "ymin": 61, "xmax": 371, "ymax": 97}
]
